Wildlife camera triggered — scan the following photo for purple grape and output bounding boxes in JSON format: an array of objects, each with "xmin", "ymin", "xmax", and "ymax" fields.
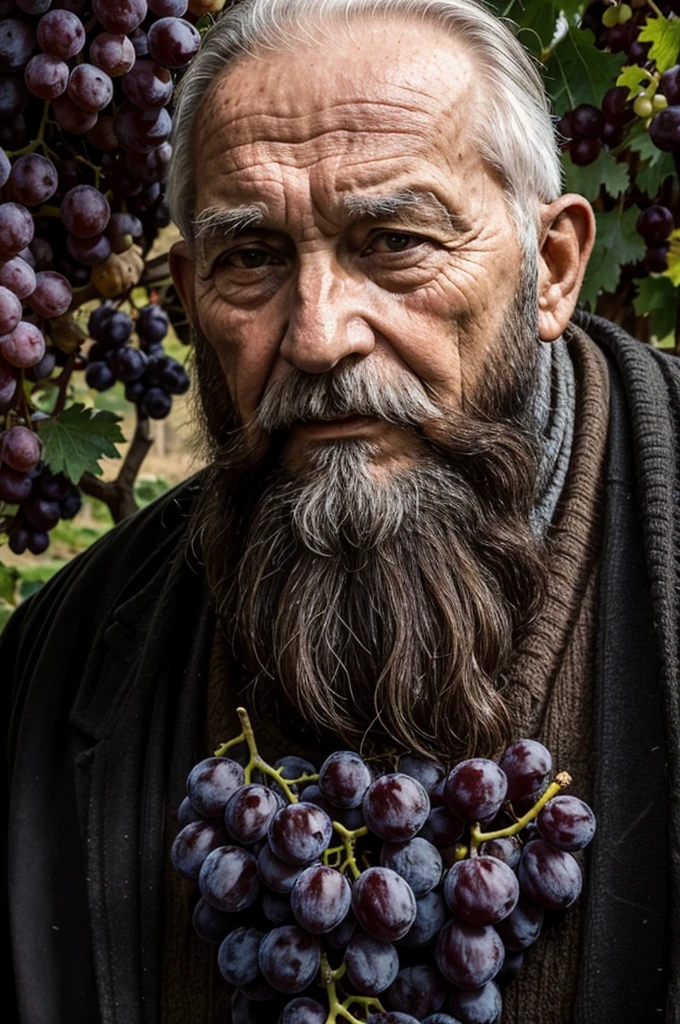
[
  {"xmin": 325, "ymin": 908, "xmax": 357, "ymax": 949},
  {"xmin": 448, "ymin": 981, "xmax": 502, "ymax": 1024},
  {"xmin": 278, "ymin": 997, "xmax": 327, "ymax": 1024},
  {"xmin": 257, "ymin": 925, "xmax": 321, "ymax": 994},
  {"xmin": 271, "ymin": 755, "xmax": 317, "ymax": 795},
  {"xmin": 10, "ymin": 153, "xmax": 58, "ymax": 207},
  {"xmin": 536, "ymin": 795, "xmax": 596, "ymax": 852},
  {"xmin": 192, "ymin": 897, "xmax": 231, "ymax": 945},
  {"xmin": 345, "ymin": 932, "xmax": 400, "ymax": 995},
  {"xmin": 398, "ymin": 890, "xmax": 447, "ymax": 948},
  {"xmin": 24, "ymin": 496, "xmax": 60, "ymax": 531},
  {"xmin": 267, "ymin": 802, "xmax": 333, "ymax": 867},
  {"xmin": 27, "ymin": 530, "xmax": 49, "ymax": 554},
  {"xmin": 198, "ymin": 845, "xmax": 260, "ymax": 913},
  {"xmin": 29, "ymin": 271, "xmax": 72, "ymax": 318},
  {"xmin": 1, "ymin": 321, "xmax": 45, "ymax": 368},
  {"xmin": 149, "ymin": 0, "xmax": 187, "ymax": 13},
  {"xmin": 37, "ymin": 471, "xmax": 69, "ymax": 502},
  {"xmin": 636, "ymin": 205, "xmax": 674, "ymax": 246},
  {"xmin": 660, "ymin": 65, "xmax": 680, "ymax": 106},
  {"xmin": 0, "ymin": 256, "xmax": 35, "ymax": 298},
  {"xmin": 445, "ymin": 760, "xmax": 508, "ymax": 824},
  {"xmin": 494, "ymin": 893, "xmax": 544, "ymax": 950},
  {"xmin": 127, "ymin": 141, "xmax": 172, "ymax": 184},
  {"xmin": 601, "ymin": 121, "xmax": 625, "ymax": 147},
  {"xmin": 24, "ymin": 52, "xmax": 68, "ymax": 98},
  {"xmin": 290, "ymin": 864, "xmax": 351, "ymax": 934},
  {"xmin": 380, "ymin": 837, "xmax": 442, "ymax": 897},
  {"xmin": 0, "ymin": 284, "xmax": 21, "ymax": 334},
  {"xmin": 58, "ymin": 484, "xmax": 81, "ymax": 520},
  {"xmin": 386, "ymin": 966, "xmax": 448, "ymax": 1018},
  {"xmin": 0, "ymin": 464, "xmax": 31, "ymax": 502},
  {"xmin": 147, "ymin": 16, "xmax": 200, "ymax": 68},
  {"xmin": 645, "ymin": 245, "xmax": 670, "ymax": 273},
  {"xmin": 224, "ymin": 783, "xmax": 281, "ymax": 845},
  {"xmin": 85, "ymin": 361, "xmax": 115, "ymax": 391},
  {"xmin": 89, "ymin": 32, "xmax": 136, "ymax": 77},
  {"xmin": 601, "ymin": 85, "xmax": 634, "ymax": 125},
  {"xmin": 114, "ymin": 101, "xmax": 172, "ymax": 154},
  {"xmin": 318, "ymin": 750, "xmax": 372, "ymax": 809},
  {"xmin": 170, "ymin": 819, "xmax": 228, "ymax": 880},
  {"xmin": 37, "ymin": 10, "xmax": 84, "ymax": 59},
  {"xmin": 2, "ymin": 424, "xmax": 41, "ymax": 472},
  {"xmin": 61, "ymin": 184, "xmax": 111, "ymax": 238},
  {"xmin": 418, "ymin": 805, "xmax": 465, "ymax": 847},
  {"xmin": 0, "ymin": 19, "xmax": 36, "ymax": 71},
  {"xmin": 0, "ymin": 202, "xmax": 34, "ymax": 256},
  {"xmin": 443, "ymin": 855, "xmax": 519, "ymax": 926},
  {"xmin": 8, "ymin": 523, "xmax": 30, "ymax": 555},
  {"xmin": 570, "ymin": 137, "xmax": 602, "ymax": 165},
  {"xmin": 477, "ymin": 835, "xmax": 521, "ymax": 870},
  {"xmin": 52, "ymin": 93, "xmax": 98, "ymax": 133},
  {"xmin": 263, "ymin": 890, "xmax": 293, "ymax": 926},
  {"xmin": 67, "ymin": 232, "xmax": 112, "ymax": 266},
  {"xmin": 0, "ymin": 146, "xmax": 9, "ymax": 187},
  {"xmin": 186, "ymin": 756, "xmax": 245, "ymax": 818},
  {"xmin": 499, "ymin": 739, "xmax": 552, "ymax": 806},
  {"xmin": 97, "ymin": 309, "xmax": 133, "ymax": 347},
  {"xmin": 519, "ymin": 839, "xmax": 582, "ymax": 910},
  {"xmin": 435, "ymin": 918, "xmax": 504, "ymax": 989},
  {"xmin": 218, "ymin": 927, "xmax": 263, "ymax": 987},
  {"xmin": 571, "ymin": 103, "xmax": 605, "ymax": 138},
  {"xmin": 177, "ymin": 795, "xmax": 202, "ymax": 827},
  {"xmin": 0, "ymin": 352, "xmax": 16, "ymax": 410},
  {"xmin": 649, "ymin": 106, "xmax": 680, "ymax": 152},
  {"xmin": 397, "ymin": 754, "xmax": 445, "ymax": 794},
  {"xmin": 256, "ymin": 843, "xmax": 309, "ymax": 894},
  {"xmin": 121, "ymin": 58, "xmax": 173, "ymax": 109},
  {"xmin": 67, "ymin": 62, "xmax": 113, "ymax": 113},
  {"xmin": 422, "ymin": 1017, "xmax": 462, "ymax": 1024},
  {"xmin": 159, "ymin": 360, "xmax": 189, "ymax": 395},
  {"xmin": 363, "ymin": 774, "xmax": 430, "ymax": 842},
  {"xmin": 92, "ymin": 0, "xmax": 147, "ymax": 34},
  {"xmin": 351, "ymin": 866, "xmax": 417, "ymax": 942}
]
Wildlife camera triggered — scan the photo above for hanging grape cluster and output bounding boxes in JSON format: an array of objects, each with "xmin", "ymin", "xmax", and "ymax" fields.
[{"xmin": 171, "ymin": 709, "xmax": 596, "ymax": 1024}]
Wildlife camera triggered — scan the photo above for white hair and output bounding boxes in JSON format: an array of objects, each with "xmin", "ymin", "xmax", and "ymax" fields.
[{"xmin": 166, "ymin": 0, "xmax": 563, "ymax": 255}]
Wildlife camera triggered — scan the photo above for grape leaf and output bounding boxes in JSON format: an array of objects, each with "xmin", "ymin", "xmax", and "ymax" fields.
[
  {"xmin": 638, "ymin": 14, "xmax": 680, "ymax": 73},
  {"xmin": 546, "ymin": 27, "xmax": 627, "ymax": 116},
  {"xmin": 562, "ymin": 148, "xmax": 630, "ymax": 201},
  {"xmin": 616, "ymin": 64, "xmax": 654, "ymax": 99},
  {"xmin": 664, "ymin": 229, "xmax": 680, "ymax": 288},
  {"xmin": 37, "ymin": 403, "xmax": 125, "ymax": 484},
  {"xmin": 633, "ymin": 275, "xmax": 677, "ymax": 340},
  {"xmin": 635, "ymin": 149, "xmax": 675, "ymax": 196},
  {"xmin": 579, "ymin": 206, "xmax": 646, "ymax": 309}
]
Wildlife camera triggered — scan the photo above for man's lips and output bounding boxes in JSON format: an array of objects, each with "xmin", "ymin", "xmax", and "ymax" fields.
[{"xmin": 290, "ymin": 414, "xmax": 382, "ymax": 438}]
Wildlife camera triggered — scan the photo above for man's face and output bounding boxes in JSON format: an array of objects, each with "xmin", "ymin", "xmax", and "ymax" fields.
[{"xmin": 186, "ymin": 16, "xmax": 526, "ymax": 466}]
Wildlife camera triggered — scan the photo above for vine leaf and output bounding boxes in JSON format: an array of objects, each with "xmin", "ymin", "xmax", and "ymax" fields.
[
  {"xmin": 545, "ymin": 27, "xmax": 627, "ymax": 116},
  {"xmin": 616, "ymin": 64, "xmax": 654, "ymax": 99},
  {"xmin": 633, "ymin": 275, "xmax": 677, "ymax": 341},
  {"xmin": 562, "ymin": 148, "xmax": 630, "ymax": 201},
  {"xmin": 579, "ymin": 207, "xmax": 646, "ymax": 309},
  {"xmin": 637, "ymin": 14, "xmax": 680, "ymax": 73},
  {"xmin": 664, "ymin": 229, "xmax": 680, "ymax": 289},
  {"xmin": 37, "ymin": 403, "xmax": 125, "ymax": 484}
]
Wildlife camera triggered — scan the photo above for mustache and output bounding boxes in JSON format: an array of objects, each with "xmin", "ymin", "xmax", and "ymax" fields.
[{"xmin": 254, "ymin": 359, "xmax": 446, "ymax": 434}]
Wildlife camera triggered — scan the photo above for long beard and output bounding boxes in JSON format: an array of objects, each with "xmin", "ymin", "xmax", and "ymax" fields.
[{"xmin": 188, "ymin": 266, "xmax": 549, "ymax": 763}]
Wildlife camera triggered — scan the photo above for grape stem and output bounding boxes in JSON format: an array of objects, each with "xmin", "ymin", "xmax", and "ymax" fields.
[
  {"xmin": 646, "ymin": 0, "xmax": 664, "ymax": 17},
  {"xmin": 326, "ymin": 821, "xmax": 369, "ymax": 880},
  {"xmin": 7, "ymin": 101, "xmax": 51, "ymax": 158},
  {"xmin": 320, "ymin": 953, "xmax": 384, "ymax": 1024},
  {"xmin": 213, "ymin": 706, "xmax": 318, "ymax": 804},
  {"xmin": 469, "ymin": 771, "xmax": 572, "ymax": 850}
]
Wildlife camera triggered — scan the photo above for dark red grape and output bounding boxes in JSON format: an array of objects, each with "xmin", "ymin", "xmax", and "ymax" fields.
[
  {"xmin": 0, "ymin": 19, "xmax": 36, "ymax": 71},
  {"xmin": 290, "ymin": 864, "xmax": 351, "ymax": 934},
  {"xmin": 8, "ymin": 523, "xmax": 30, "ymax": 554},
  {"xmin": 37, "ymin": 10, "xmax": 85, "ymax": 60},
  {"xmin": 126, "ymin": 141, "xmax": 172, "ymax": 183},
  {"xmin": 257, "ymin": 925, "xmax": 321, "ymax": 994},
  {"xmin": 318, "ymin": 750, "xmax": 372, "ymax": 809},
  {"xmin": 649, "ymin": 106, "xmax": 680, "ymax": 152},
  {"xmin": 149, "ymin": 0, "xmax": 188, "ymax": 13},
  {"xmin": 11, "ymin": 153, "xmax": 58, "ymax": 206},
  {"xmin": 0, "ymin": 284, "xmax": 21, "ymax": 334},
  {"xmin": 0, "ymin": 202, "xmax": 34, "ymax": 255},
  {"xmin": 494, "ymin": 893, "xmax": 544, "ymax": 951},
  {"xmin": 192, "ymin": 897, "xmax": 231, "ymax": 945},
  {"xmin": 224, "ymin": 783, "xmax": 281, "ymax": 845},
  {"xmin": 24, "ymin": 496, "xmax": 60, "ymax": 531},
  {"xmin": 418, "ymin": 805, "xmax": 465, "ymax": 847},
  {"xmin": 660, "ymin": 65, "xmax": 680, "ymax": 106},
  {"xmin": 52, "ymin": 94, "xmax": 98, "ymax": 133},
  {"xmin": 0, "ymin": 351, "xmax": 17, "ymax": 410},
  {"xmin": 363, "ymin": 773, "xmax": 430, "ymax": 842},
  {"xmin": 448, "ymin": 981, "xmax": 502, "ymax": 1024},
  {"xmin": 114, "ymin": 101, "xmax": 172, "ymax": 153},
  {"xmin": 645, "ymin": 245, "xmax": 670, "ymax": 273},
  {"xmin": 0, "ymin": 464, "xmax": 31, "ymax": 502},
  {"xmin": 519, "ymin": 839, "xmax": 582, "ymax": 910},
  {"xmin": 477, "ymin": 835, "xmax": 521, "ymax": 870},
  {"xmin": 2, "ymin": 320, "xmax": 45, "ymax": 367},
  {"xmin": 325, "ymin": 908, "xmax": 357, "ymax": 950},
  {"xmin": 500, "ymin": 739, "xmax": 552, "ymax": 805},
  {"xmin": 601, "ymin": 85, "xmax": 634, "ymax": 125},
  {"xmin": 61, "ymin": 184, "xmax": 111, "ymax": 238},
  {"xmin": 147, "ymin": 16, "xmax": 200, "ymax": 68},
  {"xmin": 380, "ymin": 837, "xmax": 442, "ymax": 897},
  {"xmin": 93, "ymin": 0, "xmax": 147, "ymax": 34},
  {"xmin": 186, "ymin": 756, "xmax": 245, "ymax": 818},
  {"xmin": 29, "ymin": 271, "xmax": 72, "ymax": 318},
  {"xmin": 267, "ymin": 802, "xmax": 333, "ymax": 866},
  {"xmin": 217, "ymin": 927, "xmax": 263, "ymax": 987},
  {"xmin": 434, "ymin": 918, "xmax": 504, "ymax": 989},
  {"xmin": 170, "ymin": 819, "xmax": 229, "ymax": 880},
  {"xmin": 536, "ymin": 794, "xmax": 596, "ymax": 852},
  {"xmin": 397, "ymin": 754, "xmax": 445, "ymax": 794},
  {"xmin": 0, "ymin": 256, "xmax": 35, "ymax": 299},
  {"xmin": 67, "ymin": 231, "xmax": 112, "ymax": 265},
  {"xmin": 445, "ymin": 759, "xmax": 508, "ymax": 824},
  {"xmin": 636, "ymin": 205, "xmax": 674, "ymax": 246},
  {"xmin": 443, "ymin": 855, "xmax": 519, "ymax": 926},
  {"xmin": 24, "ymin": 52, "xmax": 68, "ymax": 98},
  {"xmin": 351, "ymin": 866, "xmax": 417, "ymax": 942},
  {"xmin": 121, "ymin": 58, "xmax": 173, "ymax": 109},
  {"xmin": 199, "ymin": 845, "xmax": 260, "ymax": 913},
  {"xmin": 67, "ymin": 63, "xmax": 113, "ymax": 112},
  {"xmin": 345, "ymin": 932, "xmax": 400, "ymax": 995},
  {"xmin": 2, "ymin": 424, "xmax": 41, "ymax": 471},
  {"xmin": 601, "ymin": 121, "xmax": 624, "ymax": 147},
  {"xmin": 90, "ymin": 32, "xmax": 136, "ymax": 77},
  {"xmin": 26, "ymin": 347, "xmax": 56, "ymax": 382},
  {"xmin": 398, "ymin": 890, "xmax": 447, "ymax": 948},
  {"xmin": 256, "ymin": 842, "xmax": 311, "ymax": 894},
  {"xmin": 571, "ymin": 103, "xmax": 605, "ymax": 138},
  {"xmin": 570, "ymin": 137, "xmax": 602, "ymax": 165},
  {"xmin": 385, "ymin": 966, "xmax": 448, "ymax": 1018},
  {"xmin": 278, "ymin": 997, "xmax": 327, "ymax": 1024}
]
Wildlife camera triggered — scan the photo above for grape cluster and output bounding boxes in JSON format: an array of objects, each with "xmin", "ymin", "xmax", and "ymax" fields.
[
  {"xmin": 171, "ymin": 711, "xmax": 596, "ymax": 1024},
  {"xmin": 650, "ymin": 65, "xmax": 680, "ymax": 154},
  {"xmin": 86, "ymin": 301, "xmax": 188, "ymax": 418},
  {"xmin": 557, "ymin": 90, "xmax": 634, "ymax": 165}
]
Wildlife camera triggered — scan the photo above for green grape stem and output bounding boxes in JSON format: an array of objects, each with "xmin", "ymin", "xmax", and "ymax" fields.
[
  {"xmin": 646, "ymin": 0, "xmax": 664, "ymax": 17},
  {"xmin": 320, "ymin": 953, "xmax": 384, "ymax": 1023},
  {"xmin": 469, "ymin": 770, "xmax": 572, "ymax": 850}
]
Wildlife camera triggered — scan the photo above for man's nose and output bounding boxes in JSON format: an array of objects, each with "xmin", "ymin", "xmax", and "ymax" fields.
[{"xmin": 279, "ymin": 255, "xmax": 376, "ymax": 373}]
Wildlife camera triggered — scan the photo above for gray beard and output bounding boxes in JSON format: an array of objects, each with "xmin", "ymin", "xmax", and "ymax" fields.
[{"xmin": 189, "ymin": 259, "xmax": 549, "ymax": 763}]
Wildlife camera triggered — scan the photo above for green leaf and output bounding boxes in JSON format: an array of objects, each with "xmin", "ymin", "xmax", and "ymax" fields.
[
  {"xmin": 37, "ymin": 403, "xmax": 125, "ymax": 484},
  {"xmin": 0, "ymin": 561, "xmax": 18, "ymax": 604},
  {"xmin": 638, "ymin": 14, "xmax": 680, "ymax": 73},
  {"xmin": 627, "ymin": 130, "xmax": 676, "ymax": 195},
  {"xmin": 633, "ymin": 275, "xmax": 677, "ymax": 340},
  {"xmin": 616, "ymin": 64, "xmax": 654, "ymax": 99},
  {"xmin": 664, "ymin": 229, "xmax": 680, "ymax": 288},
  {"xmin": 546, "ymin": 27, "xmax": 627, "ymax": 116},
  {"xmin": 579, "ymin": 206, "xmax": 646, "ymax": 309},
  {"xmin": 561, "ymin": 147, "xmax": 630, "ymax": 200}
]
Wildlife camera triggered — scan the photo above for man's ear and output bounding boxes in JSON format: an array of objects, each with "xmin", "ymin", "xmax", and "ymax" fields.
[
  {"xmin": 536, "ymin": 193, "xmax": 596, "ymax": 342},
  {"xmin": 169, "ymin": 239, "xmax": 197, "ymax": 324}
]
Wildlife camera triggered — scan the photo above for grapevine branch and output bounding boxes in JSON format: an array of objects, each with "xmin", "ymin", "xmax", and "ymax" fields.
[{"xmin": 79, "ymin": 409, "xmax": 153, "ymax": 522}]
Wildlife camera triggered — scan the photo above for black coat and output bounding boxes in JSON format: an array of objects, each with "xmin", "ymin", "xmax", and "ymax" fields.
[{"xmin": 4, "ymin": 313, "xmax": 680, "ymax": 1024}]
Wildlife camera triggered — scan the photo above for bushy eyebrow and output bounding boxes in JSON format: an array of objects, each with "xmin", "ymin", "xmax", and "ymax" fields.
[{"xmin": 190, "ymin": 186, "xmax": 470, "ymax": 261}]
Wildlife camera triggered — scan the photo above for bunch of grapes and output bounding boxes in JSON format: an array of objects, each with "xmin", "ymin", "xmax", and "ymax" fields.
[
  {"xmin": 171, "ymin": 709, "xmax": 596, "ymax": 1024},
  {"xmin": 557, "ymin": 93, "xmax": 635, "ymax": 165}
]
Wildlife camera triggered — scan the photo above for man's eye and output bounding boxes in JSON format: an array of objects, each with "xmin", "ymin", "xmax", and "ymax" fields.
[
  {"xmin": 365, "ymin": 231, "xmax": 424, "ymax": 254},
  {"xmin": 220, "ymin": 249, "xmax": 280, "ymax": 269}
]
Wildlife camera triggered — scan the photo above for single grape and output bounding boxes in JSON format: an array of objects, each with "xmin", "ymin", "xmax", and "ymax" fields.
[
  {"xmin": 92, "ymin": 0, "xmax": 147, "ymax": 34},
  {"xmin": 262, "ymin": 889, "xmax": 293, "ymax": 926},
  {"xmin": 494, "ymin": 892, "xmax": 544, "ymax": 950},
  {"xmin": 0, "ymin": 202, "xmax": 35, "ymax": 256},
  {"xmin": 601, "ymin": 120, "xmax": 624, "ymax": 147},
  {"xmin": 645, "ymin": 245, "xmax": 670, "ymax": 273},
  {"xmin": 24, "ymin": 496, "xmax": 60, "ymax": 531},
  {"xmin": 380, "ymin": 837, "xmax": 442, "ymax": 897},
  {"xmin": 224, "ymin": 783, "xmax": 282, "ymax": 845},
  {"xmin": 147, "ymin": 16, "xmax": 201, "ymax": 68},
  {"xmin": 28, "ymin": 236, "xmax": 52, "ymax": 269},
  {"xmin": 443, "ymin": 855, "xmax": 519, "ymax": 926},
  {"xmin": 67, "ymin": 232, "xmax": 112, "ymax": 266},
  {"xmin": 418, "ymin": 805, "xmax": 465, "ymax": 847},
  {"xmin": 0, "ymin": 19, "xmax": 36, "ymax": 71},
  {"xmin": 268, "ymin": 802, "xmax": 333, "ymax": 867},
  {"xmin": 89, "ymin": 32, "xmax": 136, "ymax": 77},
  {"xmin": 256, "ymin": 842, "xmax": 311, "ymax": 894},
  {"xmin": 24, "ymin": 52, "xmax": 68, "ymax": 98},
  {"xmin": 398, "ymin": 890, "xmax": 447, "ymax": 948},
  {"xmin": 141, "ymin": 385, "xmax": 172, "ymax": 419},
  {"xmin": 636, "ymin": 205, "xmax": 674, "ymax": 246},
  {"xmin": 0, "ymin": 284, "xmax": 21, "ymax": 334},
  {"xmin": 571, "ymin": 103, "xmax": 605, "ymax": 138},
  {"xmin": 1, "ymin": 320, "xmax": 46, "ymax": 368},
  {"xmin": 177, "ymin": 794, "xmax": 202, "ymax": 827},
  {"xmin": 58, "ymin": 484, "xmax": 81, "ymax": 520},
  {"xmin": 277, "ymin": 997, "xmax": 327, "ymax": 1024},
  {"xmin": 217, "ymin": 927, "xmax": 263, "ymax": 987},
  {"xmin": 0, "ymin": 353, "xmax": 17, "ymax": 411},
  {"xmin": 257, "ymin": 925, "xmax": 321, "ymax": 994},
  {"xmin": 363, "ymin": 773, "xmax": 430, "ymax": 842},
  {"xmin": 536, "ymin": 795, "xmax": 596, "ymax": 852},
  {"xmin": 344, "ymin": 932, "xmax": 400, "ymax": 995},
  {"xmin": 126, "ymin": 141, "xmax": 172, "ymax": 184},
  {"xmin": 109, "ymin": 344, "xmax": 148, "ymax": 382},
  {"xmin": 170, "ymin": 819, "xmax": 229, "ymax": 880},
  {"xmin": 660, "ymin": 65, "xmax": 680, "ymax": 106},
  {"xmin": 518, "ymin": 839, "xmax": 582, "ymax": 910},
  {"xmin": 325, "ymin": 908, "xmax": 357, "ymax": 950},
  {"xmin": 601, "ymin": 85, "xmax": 634, "ymax": 126},
  {"xmin": 318, "ymin": 750, "xmax": 372, "ymax": 809},
  {"xmin": 107, "ymin": 211, "xmax": 143, "ymax": 251},
  {"xmin": 114, "ymin": 101, "xmax": 172, "ymax": 153},
  {"xmin": 129, "ymin": 26, "xmax": 148, "ymax": 58},
  {"xmin": 37, "ymin": 471, "xmax": 69, "ymax": 503},
  {"xmin": 25, "ymin": 348, "xmax": 56, "ymax": 382},
  {"xmin": 290, "ymin": 864, "xmax": 351, "ymax": 934},
  {"xmin": 385, "ymin": 966, "xmax": 448, "ymax": 1019},
  {"xmin": 29, "ymin": 271, "xmax": 72, "ymax": 318},
  {"xmin": 397, "ymin": 754, "xmax": 445, "ymax": 794},
  {"xmin": 192, "ymin": 896, "xmax": 231, "ymax": 945},
  {"xmin": 445, "ymin": 760, "xmax": 508, "ymax": 824},
  {"xmin": 61, "ymin": 184, "xmax": 111, "ymax": 238},
  {"xmin": 136, "ymin": 302, "xmax": 169, "ymax": 342},
  {"xmin": 186, "ymin": 756, "xmax": 245, "ymax": 817},
  {"xmin": 2, "ymin": 424, "xmax": 41, "ymax": 472},
  {"xmin": 67, "ymin": 63, "xmax": 113, "ymax": 113},
  {"xmin": 435, "ymin": 918, "xmax": 504, "ymax": 990},
  {"xmin": 198, "ymin": 845, "xmax": 260, "ymax": 913},
  {"xmin": 499, "ymin": 740, "xmax": 552, "ymax": 805},
  {"xmin": 477, "ymin": 835, "xmax": 521, "ymax": 870},
  {"xmin": 85, "ymin": 361, "xmax": 116, "ymax": 391},
  {"xmin": 52, "ymin": 93, "xmax": 98, "ymax": 133},
  {"xmin": 96, "ymin": 308, "xmax": 133, "ymax": 347},
  {"xmin": 0, "ymin": 464, "xmax": 31, "ymax": 502},
  {"xmin": 37, "ymin": 9, "xmax": 85, "ymax": 60},
  {"xmin": 121, "ymin": 58, "xmax": 173, "ymax": 109},
  {"xmin": 125, "ymin": 380, "xmax": 146, "ymax": 404},
  {"xmin": 159, "ymin": 359, "xmax": 190, "ymax": 395},
  {"xmin": 8, "ymin": 523, "xmax": 30, "ymax": 554},
  {"xmin": 149, "ymin": 0, "xmax": 188, "ymax": 14},
  {"xmin": 570, "ymin": 137, "xmax": 601, "ymax": 165},
  {"xmin": 0, "ymin": 255, "xmax": 36, "ymax": 298},
  {"xmin": 351, "ymin": 866, "xmax": 417, "ymax": 942},
  {"xmin": 27, "ymin": 529, "xmax": 49, "ymax": 554},
  {"xmin": 448, "ymin": 981, "xmax": 502, "ymax": 1024}
]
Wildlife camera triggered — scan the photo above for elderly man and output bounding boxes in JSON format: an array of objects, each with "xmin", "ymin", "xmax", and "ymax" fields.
[{"xmin": 4, "ymin": 1, "xmax": 680, "ymax": 1022}]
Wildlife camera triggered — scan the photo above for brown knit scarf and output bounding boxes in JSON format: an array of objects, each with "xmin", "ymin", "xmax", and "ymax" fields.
[{"xmin": 160, "ymin": 323, "xmax": 610, "ymax": 1024}]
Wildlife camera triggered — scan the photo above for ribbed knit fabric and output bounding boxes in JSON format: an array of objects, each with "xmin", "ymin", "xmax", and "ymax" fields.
[{"xmin": 530, "ymin": 338, "xmax": 576, "ymax": 539}]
